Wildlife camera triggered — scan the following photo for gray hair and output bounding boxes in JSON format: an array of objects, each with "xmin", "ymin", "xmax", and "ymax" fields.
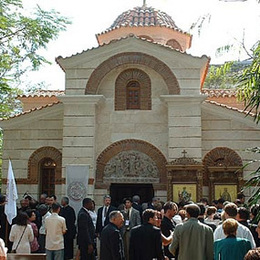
[
  {"xmin": 109, "ymin": 210, "xmax": 121, "ymax": 221},
  {"xmin": 61, "ymin": 196, "xmax": 69, "ymax": 205}
]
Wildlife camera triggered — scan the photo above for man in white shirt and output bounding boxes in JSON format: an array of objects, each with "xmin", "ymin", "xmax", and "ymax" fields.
[
  {"xmin": 214, "ymin": 202, "xmax": 256, "ymax": 248},
  {"xmin": 45, "ymin": 202, "xmax": 67, "ymax": 260}
]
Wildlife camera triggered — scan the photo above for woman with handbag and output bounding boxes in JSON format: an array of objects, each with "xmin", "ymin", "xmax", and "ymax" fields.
[{"xmin": 9, "ymin": 212, "xmax": 34, "ymax": 253}]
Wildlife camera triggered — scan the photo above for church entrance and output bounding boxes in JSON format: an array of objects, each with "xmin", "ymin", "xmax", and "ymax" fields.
[{"xmin": 110, "ymin": 183, "xmax": 154, "ymax": 208}]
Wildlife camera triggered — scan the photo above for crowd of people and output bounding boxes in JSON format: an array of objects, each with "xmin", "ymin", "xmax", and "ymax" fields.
[{"xmin": 0, "ymin": 192, "xmax": 259, "ymax": 260}]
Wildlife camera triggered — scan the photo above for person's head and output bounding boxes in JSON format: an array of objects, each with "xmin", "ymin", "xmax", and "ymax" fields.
[
  {"xmin": 212, "ymin": 200, "xmax": 218, "ymax": 207},
  {"xmin": 0, "ymin": 194, "xmax": 6, "ymax": 205},
  {"xmin": 222, "ymin": 218, "xmax": 238, "ymax": 237},
  {"xmin": 29, "ymin": 199, "xmax": 38, "ymax": 210},
  {"xmin": 154, "ymin": 211, "xmax": 162, "ymax": 227},
  {"xmin": 123, "ymin": 198, "xmax": 133, "ymax": 209},
  {"xmin": 151, "ymin": 197, "xmax": 160, "ymax": 206},
  {"xmin": 178, "ymin": 209, "xmax": 186, "ymax": 220},
  {"xmin": 26, "ymin": 209, "xmax": 36, "ymax": 222},
  {"xmin": 196, "ymin": 203, "xmax": 206, "ymax": 217},
  {"xmin": 51, "ymin": 202, "xmax": 61, "ymax": 213},
  {"xmin": 109, "ymin": 211, "xmax": 124, "ymax": 228},
  {"xmin": 16, "ymin": 212, "xmax": 29, "ymax": 226},
  {"xmin": 39, "ymin": 193, "xmax": 47, "ymax": 204},
  {"xmin": 224, "ymin": 203, "xmax": 238, "ymax": 219},
  {"xmin": 244, "ymin": 248, "xmax": 260, "ymax": 260},
  {"xmin": 132, "ymin": 195, "xmax": 140, "ymax": 204},
  {"xmin": 185, "ymin": 204, "xmax": 200, "ymax": 219},
  {"xmin": 236, "ymin": 207, "xmax": 250, "ymax": 222},
  {"xmin": 20, "ymin": 198, "xmax": 29, "ymax": 209},
  {"xmin": 103, "ymin": 195, "xmax": 111, "ymax": 207},
  {"xmin": 83, "ymin": 198, "xmax": 94, "ymax": 210},
  {"xmin": 200, "ymin": 198, "xmax": 208, "ymax": 206},
  {"xmin": 143, "ymin": 209, "xmax": 157, "ymax": 225},
  {"xmin": 237, "ymin": 193, "xmax": 246, "ymax": 204},
  {"xmin": 38, "ymin": 204, "xmax": 48, "ymax": 216},
  {"xmin": 61, "ymin": 196, "xmax": 69, "ymax": 207},
  {"xmin": 217, "ymin": 198, "xmax": 225, "ymax": 209},
  {"xmin": 48, "ymin": 195, "xmax": 57, "ymax": 205},
  {"xmin": 163, "ymin": 201, "xmax": 178, "ymax": 218},
  {"xmin": 250, "ymin": 204, "xmax": 259, "ymax": 220},
  {"xmin": 206, "ymin": 206, "xmax": 217, "ymax": 217}
]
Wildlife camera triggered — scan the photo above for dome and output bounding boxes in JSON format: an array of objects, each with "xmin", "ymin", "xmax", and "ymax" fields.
[{"xmin": 109, "ymin": 6, "xmax": 179, "ymax": 29}]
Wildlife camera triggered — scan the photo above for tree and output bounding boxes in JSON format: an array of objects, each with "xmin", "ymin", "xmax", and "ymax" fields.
[
  {"xmin": 237, "ymin": 41, "xmax": 260, "ymax": 123},
  {"xmin": 0, "ymin": 0, "xmax": 70, "ymax": 190},
  {"xmin": 0, "ymin": 0, "xmax": 70, "ymax": 112}
]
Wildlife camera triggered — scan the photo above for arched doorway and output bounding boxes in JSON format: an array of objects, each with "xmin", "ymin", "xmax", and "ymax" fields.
[
  {"xmin": 96, "ymin": 139, "xmax": 167, "ymax": 191},
  {"xmin": 28, "ymin": 146, "xmax": 63, "ymax": 196},
  {"xmin": 110, "ymin": 183, "xmax": 154, "ymax": 208}
]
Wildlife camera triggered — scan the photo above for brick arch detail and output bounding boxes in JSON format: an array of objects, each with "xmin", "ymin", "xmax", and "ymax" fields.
[
  {"xmin": 28, "ymin": 146, "xmax": 64, "ymax": 184},
  {"xmin": 166, "ymin": 39, "xmax": 183, "ymax": 51},
  {"xmin": 115, "ymin": 68, "xmax": 151, "ymax": 110},
  {"xmin": 203, "ymin": 147, "xmax": 243, "ymax": 168},
  {"xmin": 85, "ymin": 52, "xmax": 180, "ymax": 95},
  {"xmin": 96, "ymin": 139, "xmax": 167, "ymax": 184}
]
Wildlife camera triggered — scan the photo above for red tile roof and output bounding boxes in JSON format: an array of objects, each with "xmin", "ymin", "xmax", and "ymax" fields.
[
  {"xmin": 0, "ymin": 102, "xmax": 61, "ymax": 121},
  {"xmin": 18, "ymin": 90, "xmax": 65, "ymax": 98}
]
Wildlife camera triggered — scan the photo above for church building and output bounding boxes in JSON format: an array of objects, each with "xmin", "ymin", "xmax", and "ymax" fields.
[{"xmin": 1, "ymin": 3, "xmax": 259, "ymax": 208}]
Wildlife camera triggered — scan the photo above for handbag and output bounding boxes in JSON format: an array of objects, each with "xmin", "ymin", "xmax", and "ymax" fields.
[{"xmin": 11, "ymin": 226, "xmax": 27, "ymax": 253}]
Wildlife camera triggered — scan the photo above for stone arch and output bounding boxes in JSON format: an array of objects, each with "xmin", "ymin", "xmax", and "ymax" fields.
[
  {"xmin": 166, "ymin": 39, "xmax": 183, "ymax": 51},
  {"xmin": 85, "ymin": 52, "xmax": 180, "ymax": 95},
  {"xmin": 203, "ymin": 147, "xmax": 243, "ymax": 168},
  {"xmin": 96, "ymin": 139, "xmax": 167, "ymax": 186},
  {"xmin": 115, "ymin": 68, "xmax": 151, "ymax": 110},
  {"xmin": 28, "ymin": 146, "xmax": 63, "ymax": 184}
]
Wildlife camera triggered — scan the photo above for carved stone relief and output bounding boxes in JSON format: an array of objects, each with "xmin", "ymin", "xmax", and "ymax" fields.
[{"xmin": 104, "ymin": 150, "xmax": 159, "ymax": 182}]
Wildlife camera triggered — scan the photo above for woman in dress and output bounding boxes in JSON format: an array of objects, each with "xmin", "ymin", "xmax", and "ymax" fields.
[
  {"xmin": 9, "ymin": 212, "xmax": 34, "ymax": 253},
  {"xmin": 26, "ymin": 209, "xmax": 39, "ymax": 253}
]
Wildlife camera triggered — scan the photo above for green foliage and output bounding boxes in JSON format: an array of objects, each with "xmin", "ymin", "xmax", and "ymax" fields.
[
  {"xmin": 237, "ymin": 42, "xmax": 260, "ymax": 123},
  {"xmin": 0, "ymin": 0, "xmax": 70, "ymax": 91},
  {"xmin": 204, "ymin": 61, "xmax": 239, "ymax": 89},
  {"xmin": 241, "ymin": 147, "xmax": 260, "ymax": 220}
]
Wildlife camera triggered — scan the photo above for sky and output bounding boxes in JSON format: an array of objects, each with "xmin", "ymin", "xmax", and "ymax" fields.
[{"xmin": 22, "ymin": 0, "xmax": 260, "ymax": 90}]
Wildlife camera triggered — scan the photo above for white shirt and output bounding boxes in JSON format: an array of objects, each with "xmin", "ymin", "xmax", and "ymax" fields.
[
  {"xmin": 45, "ymin": 213, "xmax": 67, "ymax": 250},
  {"xmin": 102, "ymin": 206, "xmax": 109, "ymax": 226},
  {"xmin": 214, "ymin": 221, "xmax": 256, "ymax": 248},
  {"xmin": 39, "ymin": 211, "xmax": 51, "ymax": 235},
  {"xmin": 9, "ymin": 224, "xmax": 34, "ymax": 253}
]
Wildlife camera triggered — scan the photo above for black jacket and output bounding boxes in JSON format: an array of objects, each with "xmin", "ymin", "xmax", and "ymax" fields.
[
  {"xmin": 100, "ymin": 222, "xmax": 125, "ymax": 260},
  {"xmin": 161, "ymin": 216, "xmax": 176, "ymax": 258},
  {"xmin": 96, "ymin": 205, "xmax": 117, "ymax": 235},
  {"xmin": 129, "ymin": 223, "xmax": 165, "ymax": 260},
  {"xmin": 77, "ymin": 207, "xmax": 95, "ymax": 247}
]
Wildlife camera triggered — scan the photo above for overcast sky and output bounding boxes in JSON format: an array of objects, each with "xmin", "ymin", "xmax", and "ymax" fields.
[{"xmin": 22, "ymin": 0, "xmax": 260, "ymax": 90}]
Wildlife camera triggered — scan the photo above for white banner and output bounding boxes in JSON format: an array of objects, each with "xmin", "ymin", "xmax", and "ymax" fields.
[
  {"xmin": 66, "ymin": 165, "xmax": 89, "ymax": 216},
  {"xmin": 5, "ymin": 160, "xmax": 18, "ymax": 225}
]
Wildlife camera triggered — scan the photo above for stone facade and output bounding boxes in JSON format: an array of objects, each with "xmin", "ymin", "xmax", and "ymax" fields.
[{"xmin": 1, "ymin": 5, "xmax": 259, "ymax": 206}]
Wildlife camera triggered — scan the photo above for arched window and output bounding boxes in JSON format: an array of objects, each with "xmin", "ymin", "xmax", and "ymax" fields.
[
  {"xmin": 115, "ymin": 69, "xmax": 151, "ymax": 110},
  {"xmin": 40, "ymin": 158, "xmax": 56, "ymax": 195},
  {"xmin": 126, "ymin": 81, "xmax": 140, "ymax": 109}
]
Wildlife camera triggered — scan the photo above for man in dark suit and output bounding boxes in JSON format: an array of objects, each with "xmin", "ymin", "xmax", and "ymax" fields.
[
  {"xmin": 129, "ymin": 209, "xmax": 166, "ymax": 260},
  {"xmin": 160, "ymin": 201, "xmax": 178, "ymax": 259},
  {"xmin": 96, "ymin": 195, "xmax": 116, "ymax": 237},
  {"xmin": 60, "ymin": 196, "xmax": 76, "ymax": 260},
  {"xmin": 77, "ymin": 198, "xmax": 95, "ymax": 260},
  {"xmin": 121, "ymin": 198, "xmax": 141, "ymax": 260},
  {"xmin": 100, "ymin": 210, "xmax": 125, "ymax": 260},
  {"xmin": 132, "ymin": 195, "xmax": 143, "ymax": 222}
]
